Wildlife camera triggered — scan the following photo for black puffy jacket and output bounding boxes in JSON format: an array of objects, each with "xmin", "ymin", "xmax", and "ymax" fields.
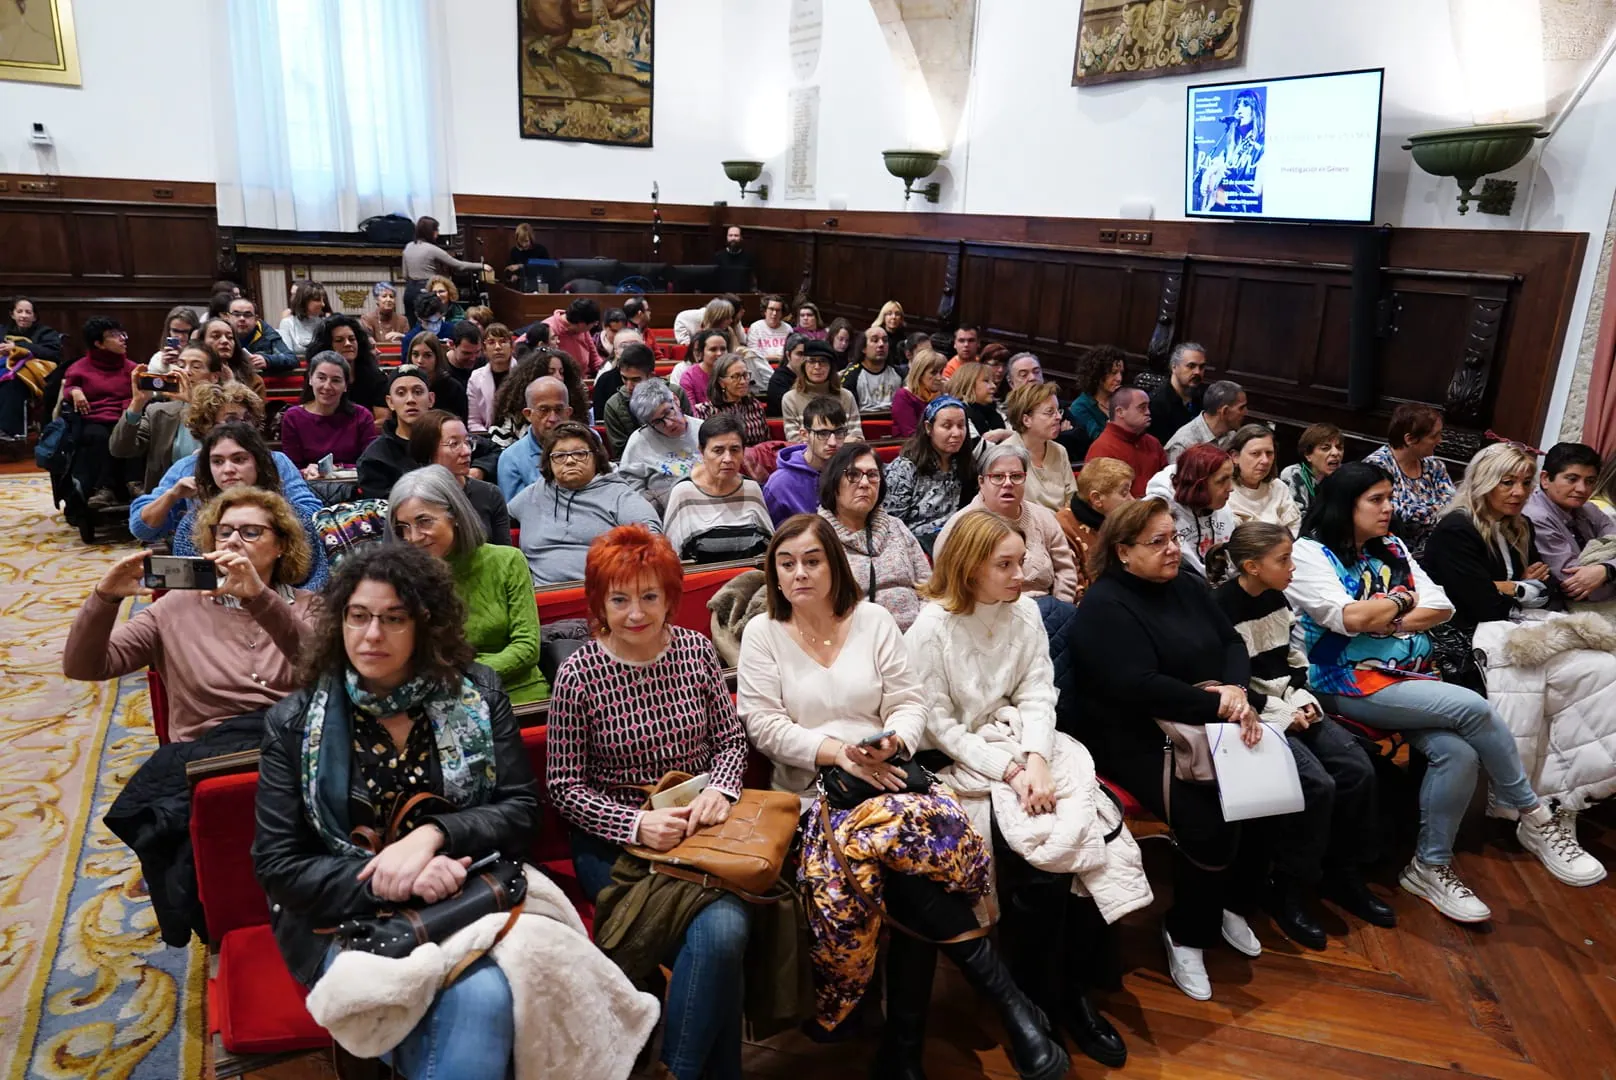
[{"xmin": 252, "ymin": 663, "xmax": 540, "ymax": 986}]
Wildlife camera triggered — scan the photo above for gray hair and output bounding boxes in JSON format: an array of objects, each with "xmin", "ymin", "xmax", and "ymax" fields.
[
  {"xmin": 1008, "ymin": 351, "xmax": 1040, "ymax": 370},
  {"xmin": 386, "ymin": 464, "xmax": 486, "ymax": 557},
  {"xmin": 979, "ymin": 441, "xmax": 1032, "ymax": 474},
  {"xmin": 1169, "ymin": 342, "xmax": 1207, "ymax": 369},
  {"xmin": 710, "ymin": 352, "xmax": 748, "ymax": 401},
  {"xmin": 629, "ymin": 377, "xmax": 677, "ymax": 424},
  {"xmin": 1202, "ymin": 379, "xmax": 1244, "ymax": 415}
]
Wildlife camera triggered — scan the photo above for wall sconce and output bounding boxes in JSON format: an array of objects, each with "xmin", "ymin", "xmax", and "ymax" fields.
[
  {"xmin": 1403, "ymin": 122, "xmax": 1546, "ymax": 215},
  {"xmin": 883, "ymin": 150, "xmax": 942, "ymax": 203},
  {"xmin": 721, "ymin": 160, "xmax": 768, "ymax": 202}
]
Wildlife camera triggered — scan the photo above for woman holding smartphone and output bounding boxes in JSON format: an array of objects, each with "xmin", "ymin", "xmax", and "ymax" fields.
[{"xmin": 63, "ymin": 487, "xmax": 317, "ymax": 742}]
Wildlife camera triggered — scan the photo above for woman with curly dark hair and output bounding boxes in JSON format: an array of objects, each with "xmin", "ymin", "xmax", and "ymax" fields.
[
  {"xmin": 1066, "ymin": 345, "xmax": 1127, "ymax": 441},
  {"xmin": 539, "ymin": 346, "xmax": 590, "ymax": 426},
  {"xmin": 487, "ymin": 345, "xmax": 587, "ymax": 449},
  {"xmin": 252, "ymin": 543, "xmax": 540, "ymax": 1078},
  {"xmin": 307, "ymin": 314, "xmax": 388, "ymax": 417}
]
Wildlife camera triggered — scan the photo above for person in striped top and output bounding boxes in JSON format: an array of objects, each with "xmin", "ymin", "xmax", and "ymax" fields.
[
  {"xmin": 1209, "ymin": 523, "xmax": 1391, "ymax": 950},
  {"xmin": 661, "ymin": 414, "xmax": 773, "ymax": 563}
]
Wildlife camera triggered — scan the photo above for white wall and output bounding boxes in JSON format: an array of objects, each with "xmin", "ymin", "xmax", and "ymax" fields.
[{"xmin": 0, "ymin": 0, "xmax": 215, "ymax": 182}]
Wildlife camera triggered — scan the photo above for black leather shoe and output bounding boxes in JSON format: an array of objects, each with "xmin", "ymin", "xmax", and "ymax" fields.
[
  {"xmin": 941, "ymin": 936, "xmax": 1070, "ymax": 1080},
  {"xmin": 870, "ymin": 934, "xmax": 936, "ymax": 1080},
  {"xmin": 1267, "ymin": 878, "xmax": 1328, "ymax": 950},
  {"xmin": 1066, "ymin": 995, "xmax": 1127, "ymax": 1068},
  {"xmin": 1324, "ymin": 868, "xmax": 1398, "ymax": 928}
]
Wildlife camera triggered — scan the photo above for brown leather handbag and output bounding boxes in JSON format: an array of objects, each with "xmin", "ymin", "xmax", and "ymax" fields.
[{"xmin": 625, "ymin": 772, "xmax": 799, "ymax": 903}]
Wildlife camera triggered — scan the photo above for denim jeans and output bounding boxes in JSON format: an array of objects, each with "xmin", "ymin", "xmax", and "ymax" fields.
[
  {"xmin": 320, "ymin": 945, "xmax": 513, "ymax": 1080},
  {"xmin": 571, "ymin": 829, "xmax": 750, "ymax": 1080},
  {"xmin": 1318, "ymin": 678, "xmax": 1538, "ymax": 865}
]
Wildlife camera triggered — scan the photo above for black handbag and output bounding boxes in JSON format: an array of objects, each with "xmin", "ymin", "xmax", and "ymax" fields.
[
  {"xmin": 818, "ymin": 757, "xmax": 934, "ymax": 811},
  {"xmin": 329, "ymin": 792, "xmax": 527, "ymax": 966},
  {"xmin": 330, "ymin": 858, "xmax": 527, "ymax": 959}
]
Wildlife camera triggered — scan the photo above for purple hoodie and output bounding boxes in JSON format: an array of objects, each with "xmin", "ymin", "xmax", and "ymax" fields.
[{"xmin": 763, "ymin": 443, "xmax": 823, "ymax": 525}]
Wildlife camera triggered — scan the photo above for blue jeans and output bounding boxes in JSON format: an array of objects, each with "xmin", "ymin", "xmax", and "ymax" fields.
[
  {"xmin": 571, "ymin": 829, "xmax": 750, "ymax": 1080},
  {"xmin": 1319, "ymin": 679, "xmax": 1538, "ymax": 865},
  {"xmin": 320, "ymin": 945, "xmax": 513, "ymax": 1080}
]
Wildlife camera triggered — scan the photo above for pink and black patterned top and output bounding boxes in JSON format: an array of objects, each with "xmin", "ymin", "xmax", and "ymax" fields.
[{"xmin": 545, "ymin": 626, "xmax": 749, "ymax": 846}]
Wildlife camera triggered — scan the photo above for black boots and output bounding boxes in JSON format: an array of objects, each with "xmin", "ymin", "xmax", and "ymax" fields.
[
  {"xmin": 941, "ymin": 935, "xmax": 1071, "ymax": 1080},
  {"xmin": 871, "ymin": 933, "xmax": 936, "ymax": 1080},
  {"xmin": 1266, "ymin": 875, "xmax": 1327, "ymax": 950},
  {"xmin": 1067, "ymin": 994, "xmax": 1128, "ymax": 1068},
  {"xmin": 1324, "ymin": 867, "xmax": 1398, "ymax": 928}
]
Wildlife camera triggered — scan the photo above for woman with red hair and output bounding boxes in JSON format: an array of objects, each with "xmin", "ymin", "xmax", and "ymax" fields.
[
  {"xmin": 1143, "ymin": 442, "xmax": 1237, "ymax": 579},
  {"xmin": 544, "ymin": 525, "xmax": 753, "ymax": 1080}
]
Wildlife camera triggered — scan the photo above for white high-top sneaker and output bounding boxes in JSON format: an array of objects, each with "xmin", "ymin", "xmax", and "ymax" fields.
[
  {"xmin": 1518, "ymin": 804, "xmax": 1607, "ymax": 886},
  {"xmin": 1161, "ymin": 924, "xmax": 1212, "ymax": 1001},
  {"xmin": 1399, "ymin": 859, "xmax": 1492, "ymax": 923}
]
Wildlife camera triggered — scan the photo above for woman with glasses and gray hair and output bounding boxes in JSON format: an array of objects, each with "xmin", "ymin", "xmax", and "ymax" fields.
[
  {"xmin": 935, "ymin": 441, "xmax": 1079, "ymax": 606},
  {"xmin": 388, "ymin": 464, "xmax": 546, "ymax": 705},
  {"xmin": 618, "ymin": 378, "xmax": 701, "ymax": 513},
  {"xmin": 817, "ymin": 441, "xmax": 932, "ymax": 630}
]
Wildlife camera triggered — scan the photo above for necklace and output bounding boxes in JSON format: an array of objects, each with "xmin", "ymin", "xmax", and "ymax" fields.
[{"xmin": 792, "ymin": 618, "xmax": 835, "ymax": 648}]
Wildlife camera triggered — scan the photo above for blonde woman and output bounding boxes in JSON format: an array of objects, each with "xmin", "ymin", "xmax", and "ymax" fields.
[
  {"xmin": 1002, "ymin": 382, "xmax": 1076, "ymax": 513},
  {"xmin": 907, "ymin": 510, "xmax": 1144, "ymax": 1067},
  {"xmin": 875, "ymin": 300, "xmax": 907, "ymax": 341},
  {"xmin": 426, "ymin": 275, "xmax": 467, "ymax": 323},
  {"xmin": 891, "ymin": 347, "xmax": 946, "ymax": 438},
  {"xmin": 947, "ymin": 361, "xmax": 1008, "ymax": 441}
]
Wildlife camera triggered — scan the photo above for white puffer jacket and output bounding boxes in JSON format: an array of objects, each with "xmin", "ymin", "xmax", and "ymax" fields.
[{"xmin": 1473, "ymin": 613, "xmax": 1616, "ymax": 812}]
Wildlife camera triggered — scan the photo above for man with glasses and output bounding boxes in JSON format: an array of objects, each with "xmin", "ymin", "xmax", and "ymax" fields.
[
  {"xmin": 602, "ymin": 341, "xmax": 691, "ymax": 459},
  {"xmin": 358, "ymin": 366, "xmax": 435, "ymax": 497},
  {"xmin": 496, "ymin": 376, "xmax": 572, "ymax": 500},
  {"xmin": 226, "ymin": 297, "xmax": 295, "ymax": 373},
  {"xmin": 618, "ymin": 378, "xmax": 701, "ymax": 512},
  {"xmin": 764, "ymin": 396, "xmax": 847, "ymax": 525}
]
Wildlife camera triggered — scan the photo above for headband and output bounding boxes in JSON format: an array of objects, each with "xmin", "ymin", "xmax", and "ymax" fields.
[{"xmin": 923, "ymin": 394, "xmax": 965, "ymax": 424}]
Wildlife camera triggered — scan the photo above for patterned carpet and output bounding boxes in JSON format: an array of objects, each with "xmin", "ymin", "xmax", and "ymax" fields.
[{"xmin": 0, "ymin": 475, "xmax": 205, "ymax": 1080}]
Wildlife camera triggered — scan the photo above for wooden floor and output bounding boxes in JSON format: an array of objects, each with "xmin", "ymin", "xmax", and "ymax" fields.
[
  {"xmin": 16, "ymin": 453, "xmax": 1613, "ymax": 1079},
  {"xmin": 239, "ymin": 805, "xmax": 1616, "ymax": 1080}
]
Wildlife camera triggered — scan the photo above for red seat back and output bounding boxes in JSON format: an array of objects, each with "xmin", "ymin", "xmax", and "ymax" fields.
[
  {"xmin": 535, "ymin": 582, "xmax": 591, "ymax": 626},
  {"xmin": 674, "ymin": 563, "xmax": 761, "ymax": 634},
  {"xmin": 148, "ymin": 670, "xmax": 172, "ymax": 744},
  {"xmin": 862, "ymin": 418, "xmax": 894, "ymax": 440},
  {"xmin": 766, "ymin": 418, "xmax": 786, "ymax": 442},
  {"xmin": 873, "ymin": 443, "xmax": 902, "ymax": 464},
  {"xmin": 192, "ymin": 771, "xmax": 271, "ymax": 942}
]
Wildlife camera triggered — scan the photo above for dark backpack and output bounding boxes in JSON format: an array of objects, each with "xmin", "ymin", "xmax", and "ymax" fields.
[{"xmin": 359, "ymin": 214, "xmax": 415, "ymax": 245}]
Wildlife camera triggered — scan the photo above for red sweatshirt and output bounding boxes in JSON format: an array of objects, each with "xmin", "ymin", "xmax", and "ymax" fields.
[
  {"xmin": 542, "ymin": 309, "xmax": 605, "ymax": 378},
  {"xmin": 1085, "ymin": 421, "xmax": 1168, "ymax": 498},
  {"xmin": 61, "ymin": 347, "xmax": 136, "ymax": 424}
]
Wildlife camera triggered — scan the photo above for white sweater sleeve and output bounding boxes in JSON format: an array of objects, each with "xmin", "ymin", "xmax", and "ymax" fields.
[
  {"xmin": 907, "ymin": 613, "xmax": 1016, "ymax": 781},
  {"xmin": 1285, "ymin": 539, "xmax": 1354, "ymax": 635},
  {"xmin": 736, "ymin": 618, "xmax": 827, "ymax": 770}
]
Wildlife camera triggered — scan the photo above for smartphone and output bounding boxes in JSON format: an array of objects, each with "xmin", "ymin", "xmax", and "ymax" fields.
[
  {"xmin": 143, "ymin": 555, "xmax": 218, "ymax": 591},
  {"xmin": 316, "ymin": 452, "xmax": 335, "ymax": 478},
  {"xmin": 165, "ymin": 336, "xmax": 182, "ymax": 351},
  {"xmin": 137, "ymin": 373, "xmax": 176, "ymax": 393},
  {"xmin": 650, "ymin": 772, "xmax": 710, "ymax": 810},
  {"xmin": 858, "ymin": 729, "xmax": 897, "ymax": 748}
]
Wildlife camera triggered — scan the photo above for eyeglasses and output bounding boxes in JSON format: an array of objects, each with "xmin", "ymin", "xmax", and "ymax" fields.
[
  {"xmin": 343, "ymin": 607, "xmax": 412, "ymax": 633},
  {"xmin": 550, "ymin": 449, "xmax": 592, "ymax": 464},
  {"xmin": 842, "ymin": 468, "xmax": 882, "ymax": 486},
  {"xmin": 808, "ymin": 426, "xmax": 848, "ymax": 440},
  {"xmin": 1127, "ymin": 534, "xmax": 1179, "ymax": 552},
  {"xmin": 529, "ymin": 404, "xmax": 568, "ymax": 418},
  {"xmin": 216, "ymin": 523, "xmax": 276, "ymax": 541},
  {"xmin": 982, "ymin": 472, "xmax": 1026, "ymax": 487}
]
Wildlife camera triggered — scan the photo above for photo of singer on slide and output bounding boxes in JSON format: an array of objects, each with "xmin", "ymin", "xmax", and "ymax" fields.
[{"xmin": 1191, "ymin": 86, "xmax": 1266, "ymax": 214}]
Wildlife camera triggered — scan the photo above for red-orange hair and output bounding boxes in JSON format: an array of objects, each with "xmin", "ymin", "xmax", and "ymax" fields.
[
  {"xmin": 584, "ymin": 524, "xmax": 684, "ymax": 633},
  {"xmin": 1174, "ymin": 442, "xmax": 1234, "ymax": 511}
]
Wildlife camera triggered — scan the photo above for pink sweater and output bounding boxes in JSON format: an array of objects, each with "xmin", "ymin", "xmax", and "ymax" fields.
[
  {"xmin": 542, "ymin": 310, "xmax": 605, "ymax": 378},
  {"xmin": 63, "ymin": 588, "xmax": 315, "ymax": 741}
]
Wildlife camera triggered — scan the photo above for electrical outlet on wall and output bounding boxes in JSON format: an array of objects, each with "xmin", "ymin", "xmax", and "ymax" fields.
[
  {"xmin": 1098, "ymin": 228, "xmax": 1118, "ymax": 243},
  {"xmin": 1118, "ymin": 230, "xmax": 1153, "ymax": 245}
]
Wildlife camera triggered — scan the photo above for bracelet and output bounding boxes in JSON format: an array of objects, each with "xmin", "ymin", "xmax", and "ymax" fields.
[{"xmin": 1003, "ymin": 762, "xmax": 1024, "ymax": 783}]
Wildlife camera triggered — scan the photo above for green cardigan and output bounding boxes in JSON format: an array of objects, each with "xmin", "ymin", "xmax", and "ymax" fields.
[{"xmin": 450, "ymin": 544, "xmax": 548, "ymax": 705}]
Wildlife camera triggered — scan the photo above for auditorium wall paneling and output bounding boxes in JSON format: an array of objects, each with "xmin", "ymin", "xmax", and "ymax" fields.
[{"xmin": 0, "ymin": 175, "xmax": 219, "ymax": 356}]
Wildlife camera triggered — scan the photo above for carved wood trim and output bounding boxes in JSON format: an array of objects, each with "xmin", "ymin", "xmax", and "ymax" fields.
[
  {"xmin": 937, "ymin": 243, "xmax": 962, "ymax": 327},
  {"xmin": 1444, "ymin": 292, "xmax": 1508, "ymax": 426},
  {"xmin": 1146, "ymin": 258, "xmax": 1188, "ymax": 370}
]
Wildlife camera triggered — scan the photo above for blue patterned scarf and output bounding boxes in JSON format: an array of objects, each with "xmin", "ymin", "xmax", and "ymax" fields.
[{"xmin": 300, "ymin": 669, "xmax": 497, "ymax": 857}]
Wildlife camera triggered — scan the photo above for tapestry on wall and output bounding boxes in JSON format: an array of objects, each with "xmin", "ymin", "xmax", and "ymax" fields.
[
  {"xmin": 1073, "ymin": 0, "xmax": 1249, "ymax": 87},
  {"xmin": 518, "ymin": 0, "xmax": 654, "ymax": 146},
  {"xmin": 0, "ymin": 0, "xmax": 81, "ymax": 86}
]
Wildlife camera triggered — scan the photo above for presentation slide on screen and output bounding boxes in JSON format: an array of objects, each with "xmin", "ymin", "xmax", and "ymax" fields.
[{"xmin": 1185, "ymin": 69, "xmax": 1383, "ymax": 223}]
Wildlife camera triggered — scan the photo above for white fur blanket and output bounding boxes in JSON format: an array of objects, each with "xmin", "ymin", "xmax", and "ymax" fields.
[
  {"xmin": 940, "ymin": 711, "xmax": 1154, "ymax": 925},
  {"xmin": 305, "ymin": 866, "xmax": 661, "ymax": 1080}
]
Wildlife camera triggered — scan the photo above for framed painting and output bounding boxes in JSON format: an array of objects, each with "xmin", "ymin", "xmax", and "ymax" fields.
[
  {"xmin": 518, "ymin": 0, "xmax": 653, "ymax": 147},
  {"xmin": 0, "ymin": 0, "xmax": 81, "ymax": 86},
  {"xmin": 1073, "ymin": 0, "xmax": 1250, "ymax": 87}
]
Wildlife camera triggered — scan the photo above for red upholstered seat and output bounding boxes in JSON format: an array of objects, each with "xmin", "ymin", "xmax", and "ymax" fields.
[
  {"xmin": 673, "ymin": 563, "xmax": 760, "ymax": 633},
  {"xmin": 212, "ymin": 924, "xmax": 329, "ymax": 1055},
  {"xmin": 766, "ymin": 418, "xmax": 786, "ymax": 442},
  {"xmin": 862, "ymin": 418, "xmax": 894, "ymax": 440},
  {"xmin": 1097, "ymin": 775, "xmax": 1146, "ymax": 819},
  {"xmin": 873, "ymin": 443, "xmax": 902, "ymax": 464},
  {"xmin": 1330, "ymin": 713, "xmax": 1398, "ymax": 745},
  {"xmin": 523, "ymin": 724, "xmax": 595, "ymax": 932},
  {"xmin": 148, "ymin": 670, "xmax": 171, "ymax": 745},
  {"xmin": 534, "ymin": 582, "xmax": 591, "ymax": 626}
]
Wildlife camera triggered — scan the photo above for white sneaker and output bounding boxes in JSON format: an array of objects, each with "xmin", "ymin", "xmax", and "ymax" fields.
[
  {"xmin": 1220, "ymin": 910, "xmax": 1262, "ymax": 957},
  {"xmin": 1399, "ymin": 859, "xmax": 1492, "ymax": 923},
  {"xmin": 1161, "ymin": 924, "xmax": 1211, "ymax": 1001},
  {"xmin": 1518, "ymin": 805, "xmax": 1607, "ymax": 887}
]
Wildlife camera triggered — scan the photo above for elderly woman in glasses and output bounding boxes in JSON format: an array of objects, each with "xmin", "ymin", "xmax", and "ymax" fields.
[
  {"xmin": 935, "ymin": 442, "xmax": 1080, "ymax": 605},
  {"xmin": 817, "ymin": 441, "xmax": 932, "ymax": 630},
  {"xmin": 617, "ymin": 379, "xmax": 702, "ymax": 513}
]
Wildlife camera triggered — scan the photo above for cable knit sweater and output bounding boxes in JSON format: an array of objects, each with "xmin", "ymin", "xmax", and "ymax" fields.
[
  {"xmin": 905, "ymin": 596, "xmax": 1057, "ymax": 782},
  {"xmin": 1226, "ymin": 478, "xmax": 1302, "ymax": 532},
  {"xmin": 819, "ymin": 508, "xmax": 933, "ymax": 630}
]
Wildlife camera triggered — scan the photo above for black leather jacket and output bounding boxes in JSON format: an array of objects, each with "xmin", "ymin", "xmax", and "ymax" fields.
[{"xmin": 252, "ymin": 663, "xmax": 540, "ymax": 986}]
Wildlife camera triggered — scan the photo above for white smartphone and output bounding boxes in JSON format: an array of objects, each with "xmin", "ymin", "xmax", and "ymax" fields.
[{"xmin": 650, "ymin": 772, "xmax": 710, "ymax": 810}]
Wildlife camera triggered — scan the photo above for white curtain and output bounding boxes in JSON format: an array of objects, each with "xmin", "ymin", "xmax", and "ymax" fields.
[{"xmin": 212, "ymin": 0, "xmax": 457, "ymax": 232}]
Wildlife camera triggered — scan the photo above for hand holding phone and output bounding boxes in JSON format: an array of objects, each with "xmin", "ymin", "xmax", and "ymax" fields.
[
  {"xmin": 858, "ymin": 729, "xmax": 897, "ymax": 748},
  {"xmin": 142, "ymin": 554, "xmax": 219, "ymax": 591}
]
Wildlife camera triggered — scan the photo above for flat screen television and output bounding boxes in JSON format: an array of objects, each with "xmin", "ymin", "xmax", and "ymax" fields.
[{"xmin": 1184, "ymin": 68, "xmax": 1384, "ymax": 223}]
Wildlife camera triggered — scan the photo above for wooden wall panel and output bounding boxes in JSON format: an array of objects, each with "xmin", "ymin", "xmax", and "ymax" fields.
[
  {"xmin": 0, "ymin": 207, "xmax": 72, "ymax": 280},
  {"xmin": 125, "ymin": 212, "xmax": 218, "ymax": 282}
]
